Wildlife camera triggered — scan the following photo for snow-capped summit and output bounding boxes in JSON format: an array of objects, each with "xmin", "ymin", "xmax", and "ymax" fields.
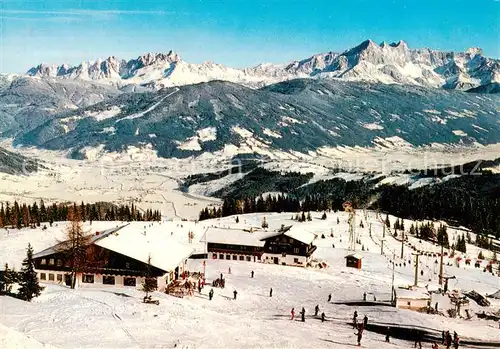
[
  {"xmin": 25, "ymin": 40, "xmax": 500, "ymax": 91},
  {"xmin": 466, "ymin": 47, "xmax": 483, "ymax": 57}
]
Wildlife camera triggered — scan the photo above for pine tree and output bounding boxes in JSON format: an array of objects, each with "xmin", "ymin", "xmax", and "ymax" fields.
[
  {"xmin": 40, "ymin": 200, "xmax": 47, "ymax": 223},
  {"xmin": 17, "ymin": 244, "xmax": 44, "ymax": 301},
  {"xmin": 385, "ymin": 214, "xmax": 390, "ymax": 228},
  {"xmin": 261, "ymin": 217, "xmax": 269, "ymax": 229},
  {"xmin": 409, "ymin": 224, "xmax": 415, "ymax": 236},
  {"xmin": 142, "ymin": 255, "xmax": 157, "ymax": 298},
  {"xmin": 0, "ymin": 203, "xmax": 4, "ymax": 228},
  {"xmin": 301, "ymin": 211, "xmax": 306, "ymax": 222},
  {"xmin": 3, "ymin": 263, "xmax": 17, "ymax": 293},
  {"xmin": 400, "ymin": 219, "xmax": 405, "ymax": 231}
]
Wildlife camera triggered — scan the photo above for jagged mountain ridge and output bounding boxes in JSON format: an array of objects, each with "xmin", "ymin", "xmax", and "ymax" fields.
[
  {"xmin": 13, "ymin": 79, "xmax": 500, "ymax": 159},
  {"xmin": 25, "ymin": 40, "xmax": 499, "ymax": 91}
]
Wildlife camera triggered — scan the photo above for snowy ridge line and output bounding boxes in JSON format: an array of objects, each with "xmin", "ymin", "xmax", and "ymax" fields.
[{"xmin": 23, "ymin": 40, "xmax": 500, "ymax": 92}]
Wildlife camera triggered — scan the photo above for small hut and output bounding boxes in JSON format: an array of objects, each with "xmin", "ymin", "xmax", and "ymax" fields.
[{"xmin": 345, "ymin": 254, "xmax": 363, "ymax": 269}]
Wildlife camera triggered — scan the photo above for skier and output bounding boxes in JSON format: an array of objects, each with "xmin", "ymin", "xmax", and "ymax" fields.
[
  {"xmin": 220, "ymin": 273, "xmax": 223, "ymax": 281},
  {"xmin": 453, "ymin": 332, "xmax": 460, "ymax": 349},
  {"xmin": 414, "ymin": 329, "xmax": 422, "ymax": 349},
  {"xmin": 315, "ymin": 304, "xmax": 320, "ymax": 316},
  {"xmin": 251, "ymin": 270, "xmax": 254, "ymax": 278},
  {"xmin": 301, "ymin": 307, "xmax": 305, "ymax": 322},
  {"xmin": 269, "ymin": 288, "xmax": 273, "ymax": 297},
  {"xmin": 290, "ymin": 308, "xmax": 295, "ymax": 320},
  {"xmin": 356, "ymin": 325, "xmax": 363, "ymax": 346},
  {"xmin": 208, "ymin": 288, "xmax": 214, "ymax": 301},
  {"xmin": 353, "ymin": 311, "xmax": 358, "ymax": 329},
  {"xmin": 228, "ymin": 267, "xmax": 231, "ymax": 274},
  {"xmin": 446, "ymin": 331, "xmax": 453, "ymax": 349},
  {"xmin": 233, "ymin": 289, "xmax": 238, "ymax": 300},
  {"xmin": 363, "ymin": 292, "xmax": 367, "ymax": 301},
  {"xmin": 198, "ymin": 283, "xmax": 202, "ymax": 293},
  {"xmin": 321, "ymin": 312, "xmax": 325, "ymax": 322},
  {"xmin": 385, "ymin": 327, "xmax": 390, "ymax": 343},
  {"xmin": 328, "ymin": 294, "xmax": 332, "ymax": 302},
  {"xmin": 363, "ymin": 315, "xmax": 368, "ymax": 328}
]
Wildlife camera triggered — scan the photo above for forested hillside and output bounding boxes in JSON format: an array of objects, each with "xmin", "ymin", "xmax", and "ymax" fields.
[{"xmin": 197, "ymin": 168, "xmax": 500, "ymax": 237}]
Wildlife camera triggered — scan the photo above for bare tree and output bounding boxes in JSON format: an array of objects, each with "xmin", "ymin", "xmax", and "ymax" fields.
[{"xmin": 57, "ymin": 206, "xmax": 90, "ymax": 289}]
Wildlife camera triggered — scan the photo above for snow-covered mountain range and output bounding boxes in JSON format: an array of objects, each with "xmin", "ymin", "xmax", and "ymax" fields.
[{"xmin": 25, "ymin": 40, "xmax": 500, "ymax": 91}]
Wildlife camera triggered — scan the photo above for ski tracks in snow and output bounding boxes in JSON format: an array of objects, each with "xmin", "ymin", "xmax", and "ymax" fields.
[
  {"xmin": 115, "ymin": 87, "xmax": 180, "ymax": 123},
  {"xmin": 76, "ymin": 294, "xmax": 142, "ymax": 348}
]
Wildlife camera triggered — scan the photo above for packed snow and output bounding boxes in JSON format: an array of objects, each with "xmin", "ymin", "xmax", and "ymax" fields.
[{"xmin": 1, "ymin": 211, "xmax": 499, "ymax": 348}]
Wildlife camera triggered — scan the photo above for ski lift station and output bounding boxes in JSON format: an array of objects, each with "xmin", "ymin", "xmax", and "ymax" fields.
[{"xmin": 395, "ymin": 288, "xmax": 431, "ymax": 311}]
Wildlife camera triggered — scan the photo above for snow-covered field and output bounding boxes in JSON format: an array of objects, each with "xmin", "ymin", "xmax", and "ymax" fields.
[
  {"xmin": 1, "ymin": 139, "xmax": 500, "ymax": 225},
  {"xmin": 1, "ymin": 212, "xmax": 499, "ymax": 348}
]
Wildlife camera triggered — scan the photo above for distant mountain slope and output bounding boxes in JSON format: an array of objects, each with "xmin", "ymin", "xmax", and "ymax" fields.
[
  {"xmin": 24, "ymin": 40, "xmax": 499, "ymax": 91},
  {"xmin": 0, "ymin": 146, "xmax": 40, "ymax": 175},
  {"xmin": 13, "ymin": 79, "xmax": 500, "ymax": 159},
  {"xmin": 0, "ymin": 77, "xmax": 121, "ymax": 137}
]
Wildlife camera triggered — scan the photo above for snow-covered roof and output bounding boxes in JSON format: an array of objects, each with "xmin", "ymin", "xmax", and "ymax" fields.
[
  {"xmin": 95, "ymin": 224, "xmax": 194, "ymax": 273},
  {"xmin": 488, "ymin": 290, "xmax": 500, "ymax": 299},
  {"xmin": 395, "ymin": 288, "xmax": 430, "ymax": 300},
  {"xmin": 345, "ymin": 254, "xmax": 363, "ymax": 260},
  {"xmin": 33, "ymin": 225, "xmax": 126, "ymax": 259},
  {"xmin": 260, "ymin": 226, "xmax": 316, "ymax": 245},
  {"xmin": 201, "ymin": 227, "xmax": 266, "ymax": 247}
]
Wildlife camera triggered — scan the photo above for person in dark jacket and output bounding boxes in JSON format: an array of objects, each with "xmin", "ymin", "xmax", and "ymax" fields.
[
  {"xmin": 208, "ymin": 288, "xmax": 214, "ymax": 301},
  {"xmin": 251, "ymin": 270, "xmax": 254, "ymax": 278},
  {"xmin": 328, "ymin": 294, "xmax": 332, "ymax": 302},
  {"xmin": 353, "ymin": 311, "xmax": 358, "ymax": 328},
  {"xmin": 315, "ymin": 305, "xmax": 320, "ymax": 316},
  {"xmin": 321, "ymin": 312, "xmax": 325, "ymax": 322},
  {"xmin": 233, "ymin": 289, "xmax": 237, "ymax": 300},
  {"xmin": 414, "ymin": 330, "xmax": 422, "ymax": 349},
  {"xmin": 363, "ymin": 315, "xmax": 368, "ymax": 328},
  {"xmin": 453, "ymin": 332, "xmax": 460, "ymax": 349},
  {"xmin": 301, "ymin": 307, "xmax": 305, "ymax": 322},
  {"xmin": 446, "ymin": 331, "xmax": 453, "ymax": 349},
  {"xmin": 356, "ymin": 325, "xmax": 363, "ymax": 346},
  {"xmin": 269, "ymin": 288, "xmax": 273, "ymax": 297}
]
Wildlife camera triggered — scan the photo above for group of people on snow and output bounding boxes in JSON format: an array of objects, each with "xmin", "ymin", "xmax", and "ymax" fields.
[
  {"xmin": 441, "ymin": 330, "xmax": 460, "ymax": 349},
  {"xmin": 204, "ymin": 267, "xmax": 463, "ymax": 348}
]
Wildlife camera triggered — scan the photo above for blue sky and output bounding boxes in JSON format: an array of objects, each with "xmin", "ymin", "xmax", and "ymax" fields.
[{"xmin": 0, "ymin": 0, "xmax": 498, "ymax": 73}]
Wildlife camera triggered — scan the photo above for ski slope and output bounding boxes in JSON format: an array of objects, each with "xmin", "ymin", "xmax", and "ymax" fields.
[{"xmin": 1, "ymin": 212, "xmax": 499, "ymax": 348}]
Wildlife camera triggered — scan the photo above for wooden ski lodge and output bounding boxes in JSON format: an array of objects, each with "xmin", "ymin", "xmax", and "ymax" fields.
[
  {"xmin": 202, "ymin": 225, "xmax": 317, "ymax": 267},
  {"xmin": 32, "ymin": 224, "xmax": 194, "ymax": 291}
]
